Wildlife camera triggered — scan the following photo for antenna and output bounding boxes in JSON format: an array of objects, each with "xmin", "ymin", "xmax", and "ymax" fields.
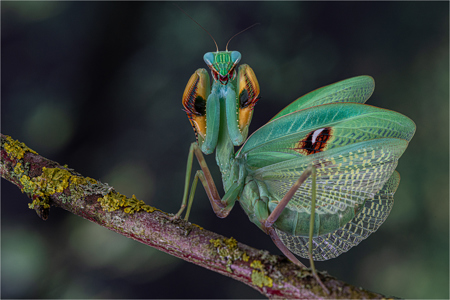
[
  {"xmin": 225, "ymin": 23, "xmax": 260, "ymax": 51},
  {"xmin": 174, "ymin": 4, "xmax": 219, "ymax": 52}
]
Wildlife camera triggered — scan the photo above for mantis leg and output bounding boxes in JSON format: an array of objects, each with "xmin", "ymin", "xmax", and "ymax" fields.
[
  {"xmin": 173, "ymin": 142, "xmax": 233, "ymax": 221},
  {"xmin": 262, "ymin": 165, "xmax": 329, "ymax": 294},
  {"xmin": 263, "ymin": 166, "xmax": 313, "ymax": 228},
  {"xmin": 173, "ymin": 166, "xmax": 199, "ymax": 221},
  {"xmin": 174, "ymin": 142, "xmax": 205, "ymax": 219},
  {"xmin": 266, "ymin": 227, "xmax": 306, "ymax": 268},
  {"xmin": 308, "ymin": 167, "xmax": 329, "ymax": 293}
]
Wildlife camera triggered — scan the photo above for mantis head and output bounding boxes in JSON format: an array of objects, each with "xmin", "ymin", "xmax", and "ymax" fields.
[{"xmin": 203, "ymin": 51, "xmax": 241, "ymax": 85}]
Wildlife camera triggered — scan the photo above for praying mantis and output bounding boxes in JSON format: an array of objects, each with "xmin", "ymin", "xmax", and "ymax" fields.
[{"xmin": 173, "ymin": 23, "xmax": 415, "ymax": 293}]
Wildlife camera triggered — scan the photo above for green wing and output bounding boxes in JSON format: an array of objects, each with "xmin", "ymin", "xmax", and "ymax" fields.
[
  {"xmin": 237, "ymin": 78, "xmax": 414, "ymax": 260},
  {"xmin": 238, "ymin": 101, "xmax": 414, "ymax": 218},
  {"xmin": 275, "ymin": 171, "xmax": 400, "ymax": 260},
  {"xmin": 271, "ymin": 76, "xmax": 375, "ymax": 121},
  {"xmin": 257, "ymin": 138, "xmax": 407, "ymax": 216},
  {"xmin": 238, "ymin": 102, "xmax": 415, "ymax": 170}
]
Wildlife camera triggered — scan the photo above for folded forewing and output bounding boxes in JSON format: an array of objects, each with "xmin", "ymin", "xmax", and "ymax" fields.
[
  {"xmin": 271, "ymin": 76, "xmax": 375, "ymax": 120},
  {"xmin": 239, "ymin": 103, "xmax": 415, "ymax": 170}
]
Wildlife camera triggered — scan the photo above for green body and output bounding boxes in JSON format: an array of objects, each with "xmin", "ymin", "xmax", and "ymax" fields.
[{"xmin": 182, "ymin": 50, "xmax": 415, "ymax": 261}]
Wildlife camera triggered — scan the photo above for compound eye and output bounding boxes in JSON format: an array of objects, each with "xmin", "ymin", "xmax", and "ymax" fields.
[
  {"xmin": 203, "ymin": 52, "xmax": 214, "ymax": 66},
  {"xmin": 230, "ymin": 51, "xmax": 241, "ymax": 65}
]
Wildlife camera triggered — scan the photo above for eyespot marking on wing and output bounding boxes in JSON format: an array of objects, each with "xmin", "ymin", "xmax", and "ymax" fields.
[{"xmin": 293, "ymin": 127, "xmax": 333, "ymax": 155}]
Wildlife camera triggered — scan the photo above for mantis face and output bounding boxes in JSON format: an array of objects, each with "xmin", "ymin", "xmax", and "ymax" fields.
[{"xmin": 203, "ymin": 51, "xmax": 241, "ymax": 85}]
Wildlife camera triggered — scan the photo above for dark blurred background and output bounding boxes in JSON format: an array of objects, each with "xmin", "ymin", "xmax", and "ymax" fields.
[{"xmin": 2, "ymin": 2, "xmax": 448, "ymax": 298}]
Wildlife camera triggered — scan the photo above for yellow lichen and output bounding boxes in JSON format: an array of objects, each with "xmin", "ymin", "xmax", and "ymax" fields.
[
  {"xmin": 223, "ymin": 237, "xmax": 238, "ymax": 249},
  {"xmin": 29, "ymin": 197, "xmax": 51, "ymax": 209},
  {"xmin": 251, "ymin": 270, "xmax": 273, "ymax": 288},
  {"xmin": 41, "ymin": 167, "xmax": 71, "ymax": 193},
  {"xmin": 210, "ymin": 237, "xmax": 238, "ymax": 250},
  {"xmin": 210, "ymin": 238, "xmax": 223, "ymax": 248},
  {"xmin": 209, "ymin": 237, "xmax": 247, "ymax": 272},
  {"xmin": 21, "ymin": 175, "xmax": 43, "ymax": 197},
  {"xmin": 192, "ymin": 223, "xmax": 204, "ymax": 230},
  {"xmin": 13, "ymin": 165, "xmax": 103, "ymax": 211},
  {"xmin": 242, "ymin": 252, "xmax": 250, "ymax": 262},
  {"xmin": 97, "ymin": 191, "xmax": 157, "ymax": 214},
  {"xmin": 70, "ymin": 176, "xmax": 97, "ymax": 186},
  {"xmin": 3, "ymin": 135, "xmax": 38, "ymax": 160},
  {"xmin": 15, "ymin": 166, "xmax": 67, "ymax": 196},
  {"xmin": 14, "ymin": 162, "xmax": 23, "ymax": 175},
  {"xmin": 250, "ymin": 260, "xmax": 264, "ymax": 270},
  {"xmin": 249, "ymin": 259, "xmax": 274, "ymax": 288},
  {"xmin": 1, "ymin": 135, "xmax": 145, "ymax": 214},
  {"xmin": 22, "ymin": 167, "xmax": 70, "ymax": 209}
]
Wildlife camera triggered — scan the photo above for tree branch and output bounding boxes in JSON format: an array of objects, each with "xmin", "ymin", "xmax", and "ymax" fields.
[{"xmin": 1, "ymin": 133, "xmax": 387, "ymax": 299}]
